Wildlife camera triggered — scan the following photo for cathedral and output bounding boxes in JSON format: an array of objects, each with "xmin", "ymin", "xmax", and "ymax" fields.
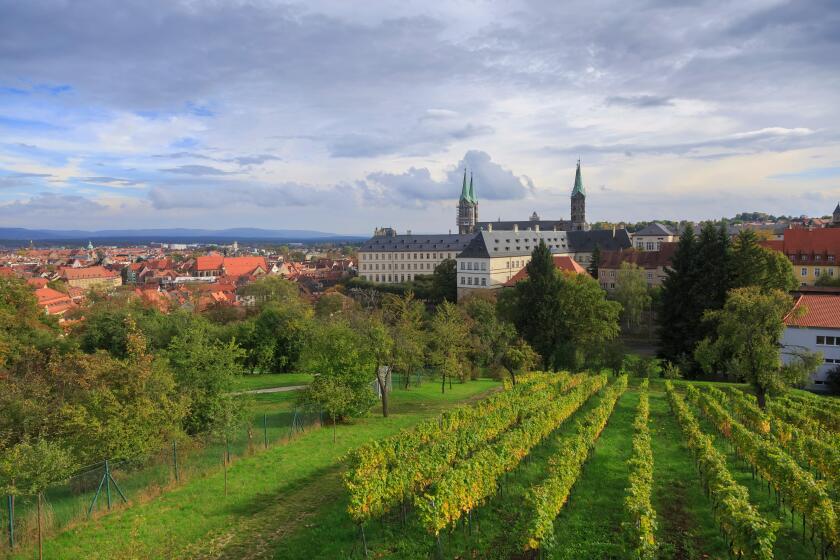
[{"xmin": 457, "ymin": 160, "xmax": 589, "ymax": 234}]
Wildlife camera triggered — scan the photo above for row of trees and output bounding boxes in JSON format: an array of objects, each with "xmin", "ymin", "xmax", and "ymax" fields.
[{"xmin": 657, "ymin": 224, "xmax": 816, "ymax": 405}]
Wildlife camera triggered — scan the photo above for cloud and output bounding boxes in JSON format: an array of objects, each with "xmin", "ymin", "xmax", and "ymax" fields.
[
  {"xmin": 148, "ymin": 181, "xmax": 349, "ymax": 210},
  {"xmin": 605, "ymin": 95, "xmax": 674, "ymax": 108},
  {"xmin": 73, "ymin": 176, "xmax": 141, "ymax": 187},
  {"xmin": 161, "ymin": 165, "xmax": 236, "ymax": 176},
  {"xmin": 770, "ymin": 166, "xmax": 840, "ymax": 181},
  {"xmin": 229, "ymin": 154, "xmax": 282, "ymax": 166},
  {"xmin": 0, "ymin": 171, "xmax": 52, "ymax": 189},
  {"xmin": 0, "ymin": 193, "xmax": 107, "ymax": 215}
]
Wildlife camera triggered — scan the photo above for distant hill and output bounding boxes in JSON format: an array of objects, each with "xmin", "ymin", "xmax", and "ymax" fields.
[{"xmin": 0, "ymin": 227, "xmax": 365, "ymax": 243}]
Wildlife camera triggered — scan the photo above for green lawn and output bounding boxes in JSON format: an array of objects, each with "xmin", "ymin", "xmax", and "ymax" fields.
[
  {"xmin": 12, "ymin": 379, "xmax": 499, "ymax": 560},
  {"xmin": 231, "ymin": 373, "xmax": 314, "ymax": 392}
]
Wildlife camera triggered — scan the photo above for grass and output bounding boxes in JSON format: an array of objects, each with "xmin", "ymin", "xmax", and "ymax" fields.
[
  {"xmin": 10, "ymin": 379, "xmax": 499, "ymax": 560},
  {"xmin": 231, "ymin": 373, "xmax": 314, "ymax": 392}
]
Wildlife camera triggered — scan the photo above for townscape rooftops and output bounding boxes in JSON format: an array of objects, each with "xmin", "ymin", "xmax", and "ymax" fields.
[
  {"xmin": 779, "ymin": 228, "xmax": 840, "ymax": 255},
  {"xmin": 785, "ymin": 293, "xmax": 840, "ymax": 329},
  {"xmin": 476, "ymin": 220, "xmax": 573, "ymax": 232},
  {"xmin": 60, "ymin": 265, "xmax": 119, "ymax": 280},
  {"xmin": 599, "ymin": 243, "xmax": 678, "ymax": 269},
  {"xmin": 634, "ymin": 222, "xmax": 676, "ymax": 237},
  {"xmin": 359, "ymin": 233, "xmax": 477, "ymax": 252}
]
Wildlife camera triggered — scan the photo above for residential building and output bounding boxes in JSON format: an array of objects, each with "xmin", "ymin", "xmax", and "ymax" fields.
[
  {"xmin": 598, "ymin": 244, "xmax": 678, "ymax": 291},
  {"xmin": 34, "ymin": 286, "xmax": 75, "ymax": 316},
  {"xmin": 766, "ymin": 228, "xmax": 840, "ymax": 285},
  {"xmin": 455, "ymin": 228, "xmax": 631, "ymax": 299},
  {"xmin": 631, "ymin": 223, "xmax": 677, "ymax": 251},
  {"xmin": 782, "ymin": 291, "xmax": 840, "ymax": 390},
  {"xmin": 192, "ymin": 254, "xmax": 269, "ymax": 279},
  {"xmin": 357, "ymin": 229, "xmax": 475, "ymax": 284},
  {"xmin": 60, "ymin": 265, "xmax": 122, "ymax": 289}
]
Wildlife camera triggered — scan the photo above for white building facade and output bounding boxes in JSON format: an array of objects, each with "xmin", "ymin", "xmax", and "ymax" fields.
[{"xmin": 782, "ymin": 292, "xmax": 840, "ymax": 390}]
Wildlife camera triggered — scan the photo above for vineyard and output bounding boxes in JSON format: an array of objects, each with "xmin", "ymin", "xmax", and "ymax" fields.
[{"xmin": 333, "ymin": 376, "xmax": 840, "ymax": 559}]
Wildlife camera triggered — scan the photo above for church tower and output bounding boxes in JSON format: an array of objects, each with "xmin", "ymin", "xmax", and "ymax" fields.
[
  {"xmin": 457, "ymin": 169, "xmax": 477, "ymax": 234},
  {"xmin": 831, "ymin": 203, "xmax": 840, "ymax": 228},
  {"xmin": 570, "ymin": 160, "xmax": 586, "ymax": 231}
]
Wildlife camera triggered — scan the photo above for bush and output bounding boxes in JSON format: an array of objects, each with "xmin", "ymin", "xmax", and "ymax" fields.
[{"xmin": 662, "ymin": 361, "xmax": 682, "ymax": 380}]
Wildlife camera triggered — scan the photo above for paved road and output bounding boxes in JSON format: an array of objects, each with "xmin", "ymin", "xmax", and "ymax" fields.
[{"xmin": 232, "ymin": 385, "xmax": 307, "ymax": 396}]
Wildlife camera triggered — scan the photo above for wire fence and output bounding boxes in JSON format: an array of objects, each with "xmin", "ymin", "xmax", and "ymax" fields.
[{"xmin": 0, "ymin": 407, "xmax": 323, "ymax": 555}]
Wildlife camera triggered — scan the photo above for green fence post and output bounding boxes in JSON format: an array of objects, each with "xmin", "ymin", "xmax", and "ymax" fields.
[
  {"xmin": 263, "ymin": 414, "xmax": 268, "ymax": 449},
  {"xmin": 6, "ymin": 495, "xmax": 13, "ymax": 549},
  {"xmin": 173, "ymin": 441, "xmax": 179, "ymax": 482},
  {"xmin": 105, "ymin": 459, "xmax": 112, "ymax": 510}
]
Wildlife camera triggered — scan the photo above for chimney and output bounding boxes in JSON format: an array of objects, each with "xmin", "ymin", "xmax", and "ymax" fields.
[
  {"xmin": 612, "ymin": 225, "xmax": 616, "ymax": 238},
  {"xmin": 535, "ymin": 224, "xmax": 540, "ymax": 232},
  {"xmin": 513, "ymin": 224, "xmax": 519, "ymax": 232},
  {"xmin": 488, "ymin": 223, "xmax": 493, "ymax": 232}
]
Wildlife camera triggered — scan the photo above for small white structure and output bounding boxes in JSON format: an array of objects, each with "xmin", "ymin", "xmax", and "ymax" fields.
[{"xmin": 782, "ymin": 292, "xmax": 840, "ymax": 390}]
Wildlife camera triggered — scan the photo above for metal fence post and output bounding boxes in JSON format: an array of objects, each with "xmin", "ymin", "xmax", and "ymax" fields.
[
  {"xmin": 173, "ymin": 441, "xmax": 179, "ymax": 482},
  {"xmin": 6, "ymin": 495, "xmax": 13, "ymax": 549},
  {"xmin": 263, "ymin": 414, "xmax": 268, "ymax": 449},
  {"xmin": 105, "ymin": 459, "xmax": 112, "ymax": 510}
]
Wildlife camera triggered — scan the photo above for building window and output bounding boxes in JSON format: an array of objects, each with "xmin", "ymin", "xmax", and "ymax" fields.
[
  {"xmin": 467, "ymin": 262, "xmax": 473, "ymax": 270},
  {"xmin": 816, "ymin": 255, "xmax": 822, "ymax": 262},
  {"xmin": 646, "ymin": 242, "xmax": 655, "ymax": 250},
  {"xmin": 460, "ymin": 262, "xmax": 465, "ymax": 270},
  {"xmin": 829, "ymin": 255, "xmax": 835, "ymax": 262},
  {"xmin": 467, "ymin": 277, "xmax": 473, "ymax": 285},
  {"xmin": 647, "ymin": 272, "xmax": 653, "ymax": 280},
  {"xmin": 815, "ymin": 268, "xmax": 821, "ymax": 277},
  {"xmin": 830, "ymin": 269, "xmax": 835, "ymax": 277},
  {"xmin": 801, "ymin": 268, "xmax": 808, "ymax": 277},
  {"xmin": 610, "ymin": 271, "xmax": 615, "ymax": 277},
  {"xmin": 481, "ymin": 262, "xmax": 487, "ymax": 271},
  {"xmin": 461, "ymin": 276, "xmax": 465, "ymax": 284},
  {"xmin": 481, "ymin": 278, "xmax": 486, "ymax": 286}
]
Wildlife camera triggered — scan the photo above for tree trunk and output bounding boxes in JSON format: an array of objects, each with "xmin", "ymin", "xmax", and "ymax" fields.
[
  {"xmin": 333, "ymin": 415, "xmax": 337, "ymax": 443},
  {"xmin": 441, "ymin": 370, "xmax": 445, "ymax": 394},
  {"xmin": 756, "ymin": 385, "xmax": 767, "ymax": 409},
  {"xmin": 510, "ymin": 370, "xmax": 517, "ymax": 387},
  {"xmin": 376, "ymin": 365, "xmax": 389, "ymax": 418},
  {"xmin": 37, "ymin": 492, "xmax": 42, "ymax": 560}
]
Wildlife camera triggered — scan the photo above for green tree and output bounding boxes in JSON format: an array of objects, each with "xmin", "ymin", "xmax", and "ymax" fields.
[
  {"xmin": 238, "ymin": 301, "xmax": 312, "ymax": 374},
  {"xmin": 298, "ymin": 376, "xmax": 352, "ymax": 442},
  {"xmin": 431, "ymin": 258, "xmax": 458, "ymax": 303},
  {"xmin": 588, "ymin": 244, "xmax": 601, "ymax": 279},
  {"xmin": 501, "ymin": 337, "xmax": 539, "ymax": 386},
  {"xmin": 382, "ymin": 292, "xmax": 427, "ymax": 388},
  {"xmin": 694, "ymin": 287, "xmax": 821, "ymax": 407},
  {"xmin": 427, "ymin": 301, "xmax": 472, "ymax": 392},
  {"xmin": 239, "ymin": 275, "xmax": 303, "ymax": 308},
  {"xmin": 658, "ymin": 226, "xmax": 702, "ymax": 366},
  {"xmin": 614, "ymin": 262, "xmax": 652, "ymax": 331},
  {"xmin": 730, "ymin": 230, "xmax": 797, "ymax": 292},
  {"xmin": 463, "ymin": 294, "xmax": 518, "ymax": 376},
  {"xmin": 298, "ymin": 321, "xmax": 377, "ymax": 418},
  {"xmin": 501, "ymin": 240, "xmax": 620, "ymax": 369},
  {"xmin": 166, "ymin": 323, "xmax": 247, "ymax": 435},
  {"xmin": 357, "ymin": 314, "xmax": 394, "ymax": 417},
  {"xmin": 0, "ymin": 438, "xmax": 76, "ymax": 559}
]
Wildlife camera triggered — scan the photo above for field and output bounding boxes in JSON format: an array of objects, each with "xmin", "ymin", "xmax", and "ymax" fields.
[{"xmin": 6, "ymin": 375, "xmax": 840, "ymax": 560}]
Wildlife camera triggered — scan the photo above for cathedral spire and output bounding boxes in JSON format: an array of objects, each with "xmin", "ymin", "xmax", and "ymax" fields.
[
  {"xmin": 571, "ymin": 159, "xmax": 585, "ymax": 197},
  {"xmin": 460, "ymin": 168, "xmax": 469, "ymax": 201},
  {"xmin": 468, "ymin": 172, "xmax": 476, "ymax": 203}
]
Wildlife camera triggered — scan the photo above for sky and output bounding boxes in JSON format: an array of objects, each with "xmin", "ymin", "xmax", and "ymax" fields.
[{"xmin": 0, "ymin": 0, "xmax": 838, "ymax": 235}]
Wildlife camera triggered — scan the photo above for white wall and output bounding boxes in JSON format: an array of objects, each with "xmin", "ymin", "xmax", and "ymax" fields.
[{"xmin": 781, "ymin": 326, "xmax": 840, "ymax": 390}]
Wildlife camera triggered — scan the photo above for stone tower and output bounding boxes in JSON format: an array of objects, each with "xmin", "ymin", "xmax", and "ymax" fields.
[
  {"xmin": 457, "ymin": 170, "xmax": 477, "ymax": 234},
  {"xmin": 570, "ymin": 160, "xmax": 586, "ymax": 231}
]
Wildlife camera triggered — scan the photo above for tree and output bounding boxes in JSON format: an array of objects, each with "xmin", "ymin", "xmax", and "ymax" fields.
[
  {"xmin": 730, "ymin": 230, "xmax": 797, "ymax": 292},
  {"xmin": 501, "ymin": 337, "xmax": 539, "ymax": 386},
  {"xmin": 431, "ymin": 258, "xmax": 458, "ymax": 303},
  {"xmin": 166, "ymin": 323, "xmax": 247, "ymax": 435},
  {"xmin": 501, "ymin": 241, "xmax": 621, "ymax": 369},
  {"xmin": 427, "ymin": 301, "xmax": 471, "ymax": 392},
  {"xmin": 382, "ymin": 292, "xmax": 426, "ymax": 388},
  {"xmin": 815, "ymin": 275, "xmax": 840, "ymax": 287},
  {"xmin": 658, "ymin": 226, "xmax": 702, "ymax": 366},
  {"xmin": 238, "ymin": 302, "xmax": 312, "ymax": 374},
  {"xmin": 298, "ymin": 321, "xmax": 377, "ymax": 418},
  {"xmin": 357, "ymin": 314, "xmax": 394, "ymax": 417},
  {"xmin": 614, "ymin": 262, "xmax": 651, "ymax": 331},
  {"xmin": 463, "ymin": 294, "xmax": 518, "ymax": 376},
  {"xmin": 588, "ymin": 244, "xmax": 601, "ymax": 279},
  {"xmin": 694, "ymin": 287, "xmax": 821, "ymax": 407},
  {"xmin": 0, "ymin": 438, "xmax": 76, "ymax": 559},
  {"xmin": 298, "ymin": 376, "xmax": 352, "ymax": 442},
  {"xmin": 314, "ymin": 292, "xmax": 347, "ymax": 318},
  {"xmin": 239, "ymin": 275, "xmax": 303, "ymax": 308}
]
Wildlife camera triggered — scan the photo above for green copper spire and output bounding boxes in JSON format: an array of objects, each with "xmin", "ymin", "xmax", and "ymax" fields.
[
  {"xmin": 571, "ymin": 159, "xmax": 585, "ymax": 197},
  {"xmin": 468, "ymin": 172, "xmax": 476, "ymax": 203},
  {"xmin": 460, "ymin": 168, "xmax": 469, "ymax": 201}
]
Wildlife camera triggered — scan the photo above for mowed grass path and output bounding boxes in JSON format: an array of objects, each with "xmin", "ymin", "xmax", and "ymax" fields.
[{"xmin": 17, "ymin": 380, "xmax": 499, "ymax": 560}]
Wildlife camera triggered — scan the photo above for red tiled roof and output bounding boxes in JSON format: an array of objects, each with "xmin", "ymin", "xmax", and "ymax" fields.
[
  {"xmin": 26, "ymin": 277, "xmax": 48, "ymax": 288},
  {"xmin": 503, "ymin": 256, "xmax": 587, "ymax": 287},
  {"xmin": 785, "ymin": 294, "xmax": 840, "ymax": 329},
  {"xmin": 195, "ymin": 254, "xmax": 225, "ymax": 271},
  {"xmin": 60, "ymin": 266, "xmax": 119, "ymax": 280},
  {"xmin": 761, "ymin": 239, "xmax": 784, "ymax": 252},
  {"xmin": 222, "ymin": 256, "xmax": 268, "ymax": 278},
  {"xmin": 34, "ymin": 286, "xmax": 75, "ymax": 315},
  {"xmin": 780, "ymin": 228, "xmax": 840, "ymax": 256}
]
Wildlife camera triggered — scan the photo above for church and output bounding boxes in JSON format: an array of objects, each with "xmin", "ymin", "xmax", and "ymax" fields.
[
  {"xmin": 356, "ymin": 162, "xmax": 630, "ymax": 291},
  {"xmin": 457, "ymin": 160, "xmax": 589, "ymax": 234}
]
